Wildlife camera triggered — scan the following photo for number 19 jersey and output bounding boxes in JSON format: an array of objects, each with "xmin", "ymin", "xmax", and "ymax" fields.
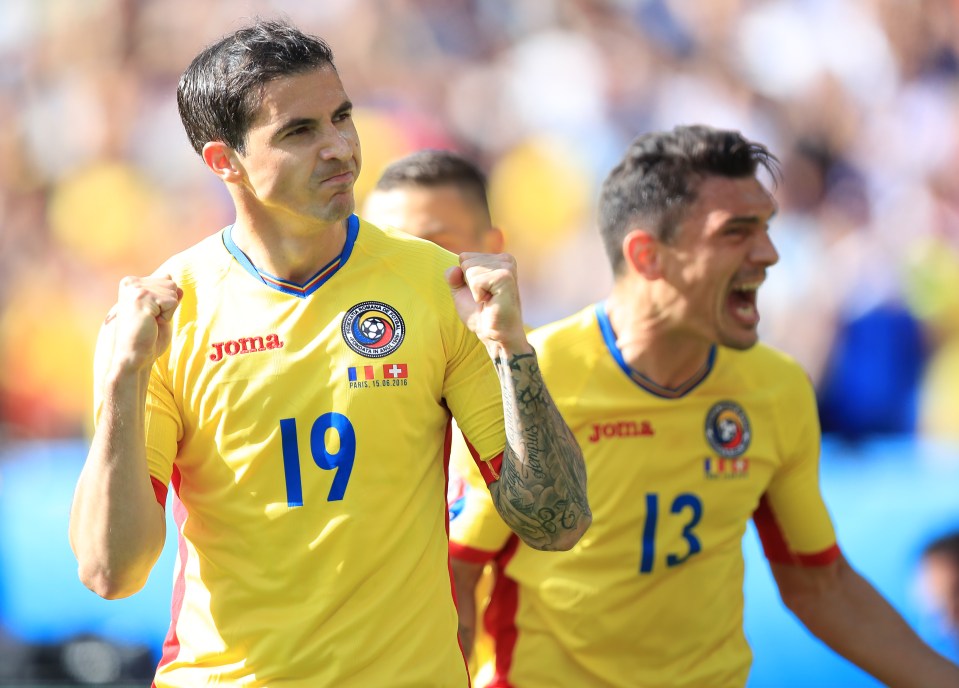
[{"xmin": 116, "ymin": 216, "xmax": 506, "ymax": 687}]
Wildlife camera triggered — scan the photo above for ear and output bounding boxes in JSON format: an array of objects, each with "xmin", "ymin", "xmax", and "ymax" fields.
[
  {"xmin": 201, "ymin": 141, "xmax": 245, "ymax": 183},
  {"xmin": 622, "ymin": 229, "xmax": 661, "ymax": 280},
  {"xmin": 483, "ymin": 226, "xmax": 506, "ymax": 254}
]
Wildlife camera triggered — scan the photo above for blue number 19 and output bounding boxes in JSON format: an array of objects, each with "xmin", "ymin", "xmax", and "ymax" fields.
[{"xmin": 280, "ymin": 412, "xmax": 356, "ymax": 507}]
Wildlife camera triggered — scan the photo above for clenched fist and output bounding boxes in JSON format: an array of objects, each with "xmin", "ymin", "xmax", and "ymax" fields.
[{"xmin": 102, "ymin": 275, "xmax": 182, "ymax": 376}]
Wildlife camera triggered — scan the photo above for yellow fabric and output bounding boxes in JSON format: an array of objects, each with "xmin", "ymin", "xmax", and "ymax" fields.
[
  {"xmin": 95, "ymin": 219, "xmax": 507, "ymax": 687},
  {"xmin": 447, "ymin": 325, "xmax": 532, "ymax": 683},
  {"xmin": 451, "ymin": 304, "xmax": 837, "ymax": 688},
  {"xmin": 448, "ymin": 431, "xmax": 505, "ymax": 681}
]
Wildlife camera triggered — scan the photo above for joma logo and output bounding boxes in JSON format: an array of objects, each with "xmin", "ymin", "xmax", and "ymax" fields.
[
  {"xmin": 588, "ymin": 420, "xmax": 654, "ymax": 443},
  {"xmin": 209, "ymin": 334, "xmax": 284, "ymax": 362}
]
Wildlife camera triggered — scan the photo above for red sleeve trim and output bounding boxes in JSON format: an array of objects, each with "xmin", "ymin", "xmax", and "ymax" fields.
[
  {"xmin": 753, "ymin": 495, "xmax": 840, "ymax": 567},
  {"xmin": 461, "ymin": 430, "xmax": 504, "ymax": 484},
  {"xmin": 478, "ymin": 452, "xmax": 504, "ymax": 484},
  {"xmin": 794, "ymin": 544, "xmax": 842, "ymax": 567},
  {"xmin": 449, "ymin": 541, "xmax": 500, "ymax": 564},
  {"xmin": 150, "ymin": 476, "xmax": 169, "ymax": 507}
]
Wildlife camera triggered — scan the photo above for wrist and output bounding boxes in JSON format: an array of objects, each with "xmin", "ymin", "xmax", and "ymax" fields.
[
  {"xmin": 103, "ymin": 360, "xmax": 152, "ymax": 393},
  {"xmin": 489, "ymin": 344, "xmax": 537, "ymax": 371},
  {"xmin": 487, "ymin": 339, "xmax": 534, "ymax": 362}
]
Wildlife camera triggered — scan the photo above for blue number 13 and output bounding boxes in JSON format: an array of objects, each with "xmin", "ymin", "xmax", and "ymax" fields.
[
  {"xmin": 639, "ymin": 492, "xmax": 703, "ymax": 573},
  {"xmin": 280, "ymin": 413, "xmax": 356, "ymax": 507}
]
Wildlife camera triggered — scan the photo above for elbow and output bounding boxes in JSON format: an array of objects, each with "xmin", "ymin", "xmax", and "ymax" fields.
[
  {"xmin": 557, "ymin": 511, "xmax": 593, "ymax": 551},
  {"xmin": 69, "ymin": 504, "xmax": 165, "ymax": 600},
  {"xmin": 777, "ymin": 587, "xmax": 809, "ymax": 618},
  {"xmin": 77, "ymin": 561, "xmax": 147, "ymax": 600},
  {"xmin": 527, "ymin": 510, "xmax": 593, "ymax": 552},
  {"xmin": 776, "ymin": 576, "xmax": 835, "ymax": 624},
  {"xmin": 770, "ymin": 556, "xmax": 847, "ymax": 623},
  {"xmin": 776, "ymin": 585, "xmax": 833, "ymax": 633}
]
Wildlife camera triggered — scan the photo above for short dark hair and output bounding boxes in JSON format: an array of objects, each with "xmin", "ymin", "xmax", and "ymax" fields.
[
  {"xmin": 373, "ymin": 150, "xmax": 491, "ymax": 224},
  {"xmin": 924, "ymin": 531, "xmax": 959, "ymax": 564},
  {"xmin": 177, "ymin": 19, "xmax": 337, "ymax": 156},
  {"xmin": 598, "ymin": 125, "xmax": 780, "ymax": 275}
]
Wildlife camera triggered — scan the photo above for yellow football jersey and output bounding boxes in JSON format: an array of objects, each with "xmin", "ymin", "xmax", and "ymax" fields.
[
  {"xmin": 102, "ymin": 216, "xmax": 508, "ymax": 687},
  {"xmin": 450, "ymin": 303, "xmax": 839, "ymax": 688}
]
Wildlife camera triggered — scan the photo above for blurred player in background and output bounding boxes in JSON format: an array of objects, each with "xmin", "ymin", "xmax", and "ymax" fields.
[
  {"xmin": 363, "ymin": 149, "xmax": 505, "ymax": 256},
  {"xmin": 449, "ymin": 124, "xmax": 959, "ymax": 687},
  {"xmin": 68, "ymin": 20, "xmax": 590, "ymax": 687},
  {"xmin": 918, "ymin": 531, "xmax": 959, "ymax": 650},
  {"xmin": 363, "ymin": 149, "xmax": 507, "ymax": 681}
]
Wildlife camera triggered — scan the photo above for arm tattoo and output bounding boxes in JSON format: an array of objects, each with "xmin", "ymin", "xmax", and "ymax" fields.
[{"xmin": 490, "ymin": 350, "xmax": 591, "ymax": 550}]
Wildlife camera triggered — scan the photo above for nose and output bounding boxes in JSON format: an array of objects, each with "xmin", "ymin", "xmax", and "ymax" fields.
[
  {"xmin": 750, "ymin": 229, "xmax": 779, "ymax": 267},
  {"xmin": 319, "ymin": 126, "xmax": 354, "ymax": 162}
]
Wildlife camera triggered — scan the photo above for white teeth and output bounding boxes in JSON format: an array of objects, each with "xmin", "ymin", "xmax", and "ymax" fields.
[{"xmin": 733, "ymin": 282, "xmax": 761, "ymax": 291}]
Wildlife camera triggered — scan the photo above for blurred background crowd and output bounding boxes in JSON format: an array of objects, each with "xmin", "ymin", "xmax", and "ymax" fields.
[
  {"xmin": 1, "ymin": 0, "xmax": 959, "ymax": 685},
  {"xmin": 3, "ymin": 0, "xmax": 959, "ymax": 442}
]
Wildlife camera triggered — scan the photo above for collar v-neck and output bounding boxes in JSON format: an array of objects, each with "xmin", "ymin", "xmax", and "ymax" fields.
[
  {"xmin": 223, "ymin": 214, "xmax": 359, "ymax": 298},
  {"xmin": 595, "ymin": 302, "xmax": 716, "ymax": 399}
]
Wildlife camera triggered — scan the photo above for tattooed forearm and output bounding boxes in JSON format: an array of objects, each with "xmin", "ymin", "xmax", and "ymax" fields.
[{"xmin": 490, "ymin": 350, "xmax": 591, "ymax": 550}]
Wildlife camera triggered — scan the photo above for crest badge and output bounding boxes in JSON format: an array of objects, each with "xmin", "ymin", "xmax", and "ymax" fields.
[
  {"xmin": 705, "ymin": 401, "xmax": 751, "ymax": 458},
  {"xmin": 341, "ymin": 301, "xmax": 405, "ymax": 358}
]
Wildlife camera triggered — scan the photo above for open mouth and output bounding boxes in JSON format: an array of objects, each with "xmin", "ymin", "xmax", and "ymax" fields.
[{"xmin": 727, "ymin": 282, "xmax": 761, "ymax": 326}]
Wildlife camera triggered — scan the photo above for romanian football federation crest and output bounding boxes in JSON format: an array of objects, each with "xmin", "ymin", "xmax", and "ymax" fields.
[
  {"xmin": 341, "ymin": 301, "xmax": 405, "ymax": 358},
  {"xmin": 704, "ymin": 400, "xmax": 751, "ymax": 458}
]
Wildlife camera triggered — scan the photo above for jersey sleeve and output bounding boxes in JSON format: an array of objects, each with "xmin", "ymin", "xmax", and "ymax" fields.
[
  {"xmin": 441, "ymin": 315, "xmax": 506, "ymax": 485},
  {"xmin": 753, "ymin": 368, "xmax": 840, "ymax": 566},
  {"xmin": 142, "ymin": 360, "xmax": 181, "ymax": 505}
]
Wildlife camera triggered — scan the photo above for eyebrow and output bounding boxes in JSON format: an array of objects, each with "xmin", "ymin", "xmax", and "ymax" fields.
[
  {"xmin": 274, "ymin": 117, "xmax": 316, "ymax": 137},
  {"xmin": 725, "ymin": 206, "xmax": 778, "ymax": 226},
  {"xmin": 724, "ymin": 215, "xmax": 763, "ymax": 227},
  {"xmin": 272, "ymin": 100, "xmax": 354, "ymax": 138}
]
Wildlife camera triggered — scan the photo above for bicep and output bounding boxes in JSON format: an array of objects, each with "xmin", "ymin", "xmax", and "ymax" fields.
[
  {"xmin": 443, "ymin": 323, "xmax": 505, "ymax": 465},
  {"xmin": 760, "ymin": 369, "xmax": 838, "ymax": 560},
  {"xmin": 143, "ymin": 369, "xmax": 180, "ymax": 489}
]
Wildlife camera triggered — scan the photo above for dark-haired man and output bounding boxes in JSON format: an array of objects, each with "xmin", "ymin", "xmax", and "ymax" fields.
[
  {"xmin": 69, "ymin": 20, "xmax": 589, "ymax": 687},
  {"xmin": 449, "ymin": 125, "xmax": 959, "ymax": 688}
]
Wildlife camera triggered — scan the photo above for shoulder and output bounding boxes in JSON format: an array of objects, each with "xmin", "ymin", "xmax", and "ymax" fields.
[
  {"xmin": 153, "ymin": 230, "xmax": 232, "ymax": 290},
  {"xmin": 734, "ymin": 342, "xmax": 808, "ymax": 376},
  {"xmin": 353, "ymin": 218, "xmax": 470, "ymax": 344},
  {"xmin": 151, "ymin": 230, "xmax": 233, "ymax": 331},
  {"xmin": 530, "ymin": 305, "xmax": 600, "ymax": 348},
  {"xmin": 355, "ymin": 217, "xmax": 458, "ymax": 272},
  {"xmin": 720, "ymin": 343, "xmax": 815, "ymax": 397},
  {"xmin": 529, "ymin": 305, "xmax": 603, "ymax": 372}
]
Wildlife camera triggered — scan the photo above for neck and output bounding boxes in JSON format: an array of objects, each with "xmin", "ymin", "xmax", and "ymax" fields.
[
  {"xmin": 230, "ymin": 212, "xmax": 349, "ymax": 284},
  {"xmin": 605, "ymin": 286, "xmax": 715, "ymax": 391}
]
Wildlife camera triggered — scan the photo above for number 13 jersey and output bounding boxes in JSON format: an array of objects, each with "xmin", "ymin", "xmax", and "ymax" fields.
[{"xmin": 449, "ymin": 303, "xmax": 839, "ymax": 688}]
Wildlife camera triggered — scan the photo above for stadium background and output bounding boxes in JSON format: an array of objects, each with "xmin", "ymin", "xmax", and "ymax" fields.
[{"xmin": 1, "ymin": 0, "xmax": 959, "ymax": 684}]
